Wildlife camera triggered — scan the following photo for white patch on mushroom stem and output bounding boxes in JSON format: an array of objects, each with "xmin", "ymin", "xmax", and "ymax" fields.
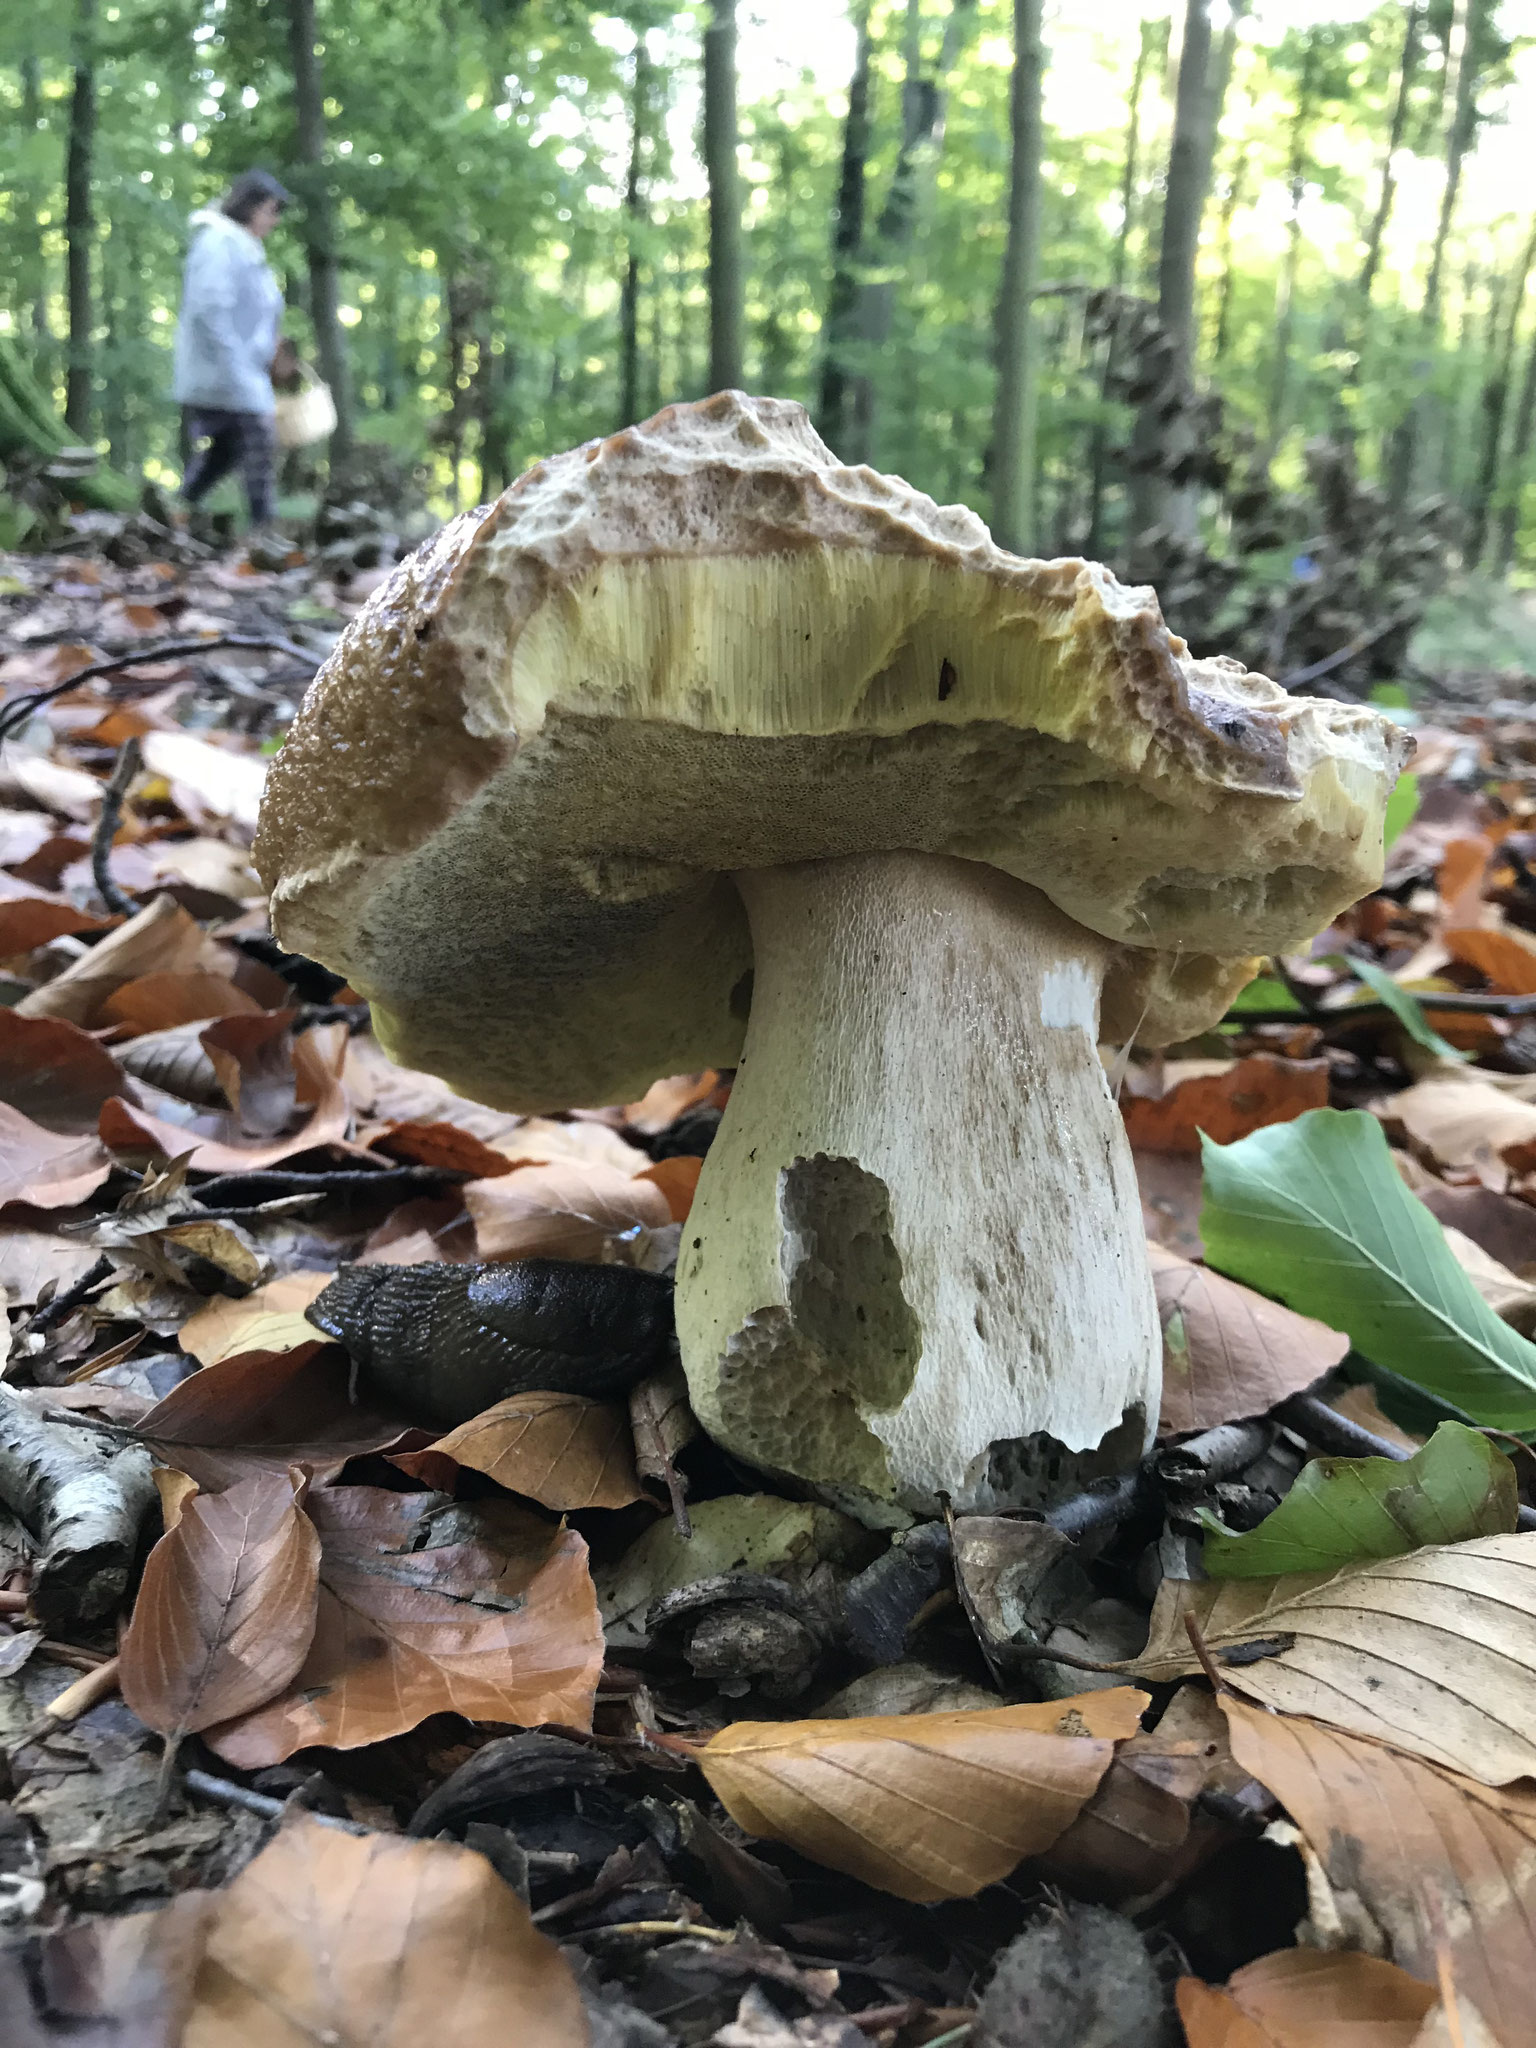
[{"xmin": 1039, "ymin": 959, "xmax": 1098, "ymax": 1034}]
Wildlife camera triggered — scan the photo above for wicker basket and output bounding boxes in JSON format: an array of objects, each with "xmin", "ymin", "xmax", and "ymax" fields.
[{"xmin": 273, "ymin": 365, "xmax": 338, "ymax": 449}]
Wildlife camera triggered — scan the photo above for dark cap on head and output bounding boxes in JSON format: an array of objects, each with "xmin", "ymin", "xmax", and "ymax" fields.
[{"xmin": 222, "ymin": 168, "xmax": 294, "ymax": 222}]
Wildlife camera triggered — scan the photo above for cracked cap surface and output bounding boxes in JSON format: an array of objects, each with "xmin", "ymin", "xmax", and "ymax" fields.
[{"xmin": 255, "ymin": 391, "xmax": 1412, "ymax": 1109}]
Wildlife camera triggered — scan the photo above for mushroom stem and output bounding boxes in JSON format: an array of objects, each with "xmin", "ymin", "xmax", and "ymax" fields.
[{"xmin": 675, "ymin": 852, "xmax": 1160, "ymax": 1520}]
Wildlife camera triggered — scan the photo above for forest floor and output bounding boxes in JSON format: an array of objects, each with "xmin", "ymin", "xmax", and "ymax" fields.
[{"xmin": 2, "ymin": 530, "xmax": 1536, "ymax": 2047}]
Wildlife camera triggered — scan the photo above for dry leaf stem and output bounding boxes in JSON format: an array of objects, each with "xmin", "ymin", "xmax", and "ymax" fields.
[{"xmin": 90, "ymin": 735, "xmax": 142, "ymax": 916}]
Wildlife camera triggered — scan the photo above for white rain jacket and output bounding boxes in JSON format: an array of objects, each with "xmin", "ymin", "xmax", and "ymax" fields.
[{"xmin": 171, "ymin": 209, "xmax": 283, "ymax": 416}]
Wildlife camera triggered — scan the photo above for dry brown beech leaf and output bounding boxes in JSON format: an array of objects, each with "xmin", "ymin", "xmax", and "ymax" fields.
[
  {"xmin": 698, "ymin": 1688, "xmax": 1148, "ymax": 1902},
  {"xmin": 0, "ymin": 1101, "xmax": 112, "ymax": 1210},
  {"xmin": 120, "ymin": 1469, "xmax": 320, "ymax": 1741},
  {"xmin": 425, "ymin": 1391, "xmax": 644, "ymax": 1511},
  {"xmin": 1222, "ymin": 1698, "xmax": 1536, "ymax": 2048},
  {"xmin": 623, "ymin": 1069, "xmax": 722, "ymax": 1133},
  {"xmin": 466, "ymin": 1158, "xmax": 671, "ymax": 1263},
  {"xmin": 1125, "ymin": 1535, "xmax": 1536, "ymax": 1784},
  {"xmin": 179, "ymin": 1816, "xmax": 588, "ymax": 2047},
  {"xmin": 1150, "ymin": 1244, "xmax": 1348, "ymax": 1437},
  {"xmin": 134, "ymin": 1340, "xmax": 406, "ymax": 1491},
  {"xmin": 1120, "ymin": 1055, "xmax": 1329, "ymax": 1156},
  {"xmin": 98, "ymin": 970, "xmax": 263, "ymax": 1036},
  {"xmin": 205, "ymin": 1487, "xmax": 604, "ymax": 1767},
  {"xmin": 16, "ymin": 895, "xmax": 223, "ymax": 1025},
  {"xmin": 369, "ymin": 1119, "xmax": 514, "ymax": 1179},
  {"xmin": 200, "ymin": 1012, "xmax": 300, "ymax": 1138},
  {"xmin": 1176, "ymin": 1947, "xmax": 1436, "ymax": 2048},
  {"xmin": 100, "ymin": 1023, "xmax": 352, "ymax": 1174},
  {"xmin": 0, "ymin": 897, "xmax": 115, "ymax": 954},
  {"xmin": 1384, "ymin": 1077, "xmax": 1536, "ymax": 1178},
  {"xmin": 178, "ymin": 1272, "xmax": 333, "ymax": 1368},
  {"xmin": 0, "ymin": 1009, "xmax": 128, "ymax": 1135}
]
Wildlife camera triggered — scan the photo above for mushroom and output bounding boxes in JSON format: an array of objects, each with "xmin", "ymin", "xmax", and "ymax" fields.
[{"xmin": 255, "ymin": 393, "xmax": 1410, "ymax": 1521}]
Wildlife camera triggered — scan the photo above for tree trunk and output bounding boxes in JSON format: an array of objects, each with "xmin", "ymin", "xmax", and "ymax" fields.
[
  {"xmin": 619, "ymin": 38, "xmax": 653, "ymax": 428},
  {"xmin": 991, "ymin": 0, "xmax": 1044, "ymax": 554},
  {"xmin": 836, "ymin": 0, "xmax": 978, "ymax": 466},
  {"xmin": 1125, "ymin": 0, "xmax": 1234, "ymax": 560},
  {"xmin": 1085, "ymin": 17, "xmax": 1157, "ymax": 558},
  {"xmin": 286, "ymin": 0, "xmax": 354, "ymax": 458},
  {"xmin": 1467, "ymin": 220, "xmax": 1536, "ymax": 567},
  {"xmin": 702, "ymin": 0, "xmax": 744, "ymax": 393},
  {"xmin": 20, "ymin": 54, "xmax": 53, "ymax": 371},
  {"xmin": 1357, "ymin": 2, "xmax": 1422, "ymax": 311},
  {"xmin": 64, "ymin": 0, "xmax": 97, "ymax": 440},
  {"xmin": 1387, "ymin": 0, "xmax": 1487, "ymax": 508},
  {"xmin": 1495, "ymin": 314, "xmax": 1536, "ymax": 574},
  {"xmin": 816, "ymin": 2, "xmax": 873, "ymax": 453},
  {"xmin": 1263, "ymin": 35, "xmax": 1319, "ymax": 460},
  {"xmin": 1210, "ymin": 150, "xmax": 1246, "ymax": 366}
]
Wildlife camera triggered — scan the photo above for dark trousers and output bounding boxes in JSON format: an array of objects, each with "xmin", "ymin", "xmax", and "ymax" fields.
[{"xmin": 180, "ymin": 408, "xmax": 276, "ymax": 525}]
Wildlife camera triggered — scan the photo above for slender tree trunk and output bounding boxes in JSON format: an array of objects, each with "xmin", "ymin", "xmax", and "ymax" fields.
[
  {"xmin": 1263, "ymin": 36, "xmax": 1318, "ymax": 459},
  {"xmin": 1125, "ymin": 0, "xmax": 1240, "ymax": 560},
  {"xmin": 619, "ymin": 38, "xmax": 653, "ymax": 428},
  {"xmin": 1387, "ymin": 0, "xmax": 1486, "ymax": 508},
  {"xmin": 1210, "ymin": 150, "xmax": 1246, "ymax": 365},
  {"xmin": 991, "ymin": 0, "xmax": 1044, "ymax": 554},
  {"xmin": 1495, "ymin": 315, "xmax": 1536, "ymax": 573},
  {"xmin": 816, "ymin": 3, "xmax": 872, "ymax": 453},
  {"xmin": 20, "ymin": 55, "xmax": 53, "ymax": 367},
  {"xmin": 1467, "ymin": 220, "xmax": 1536, "ymax": 566},
  {"xmin": 1357, "ymin": 2, "xmax": 1422, "ymax": 310},
  {"xmin": 64, "ymin": 0, "xmax": 97, "ymax": 439},
  {"xmin": 286, "ymin": 0, "xmax": 354, "ymax": 458},
  {"xmin": 1085, "ymin": 18, "xmax": 1156, "ymax": 558},
  {"xmin": 838, "ymin": 0, "xmax": 977, "ymax": 465},
  {"xmin": 702, "ymin": 0, "xmax": 744, "ymax": 392}
]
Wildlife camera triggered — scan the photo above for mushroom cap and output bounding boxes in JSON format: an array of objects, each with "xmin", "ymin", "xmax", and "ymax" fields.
[{"xmin": 255, "ymin": 392, "xmax": 1412, "ymax": 1111}]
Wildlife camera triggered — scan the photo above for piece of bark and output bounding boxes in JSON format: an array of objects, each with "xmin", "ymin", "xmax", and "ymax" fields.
[{"xmin": 0, "ymin": 1390, "xmax": 155, "ymax": 1622}]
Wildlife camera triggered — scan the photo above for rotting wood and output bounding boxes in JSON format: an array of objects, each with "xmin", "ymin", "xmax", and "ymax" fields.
[{"xmin": 0, "ymin": 1388, "xmax": 155, "ymax": 1623}]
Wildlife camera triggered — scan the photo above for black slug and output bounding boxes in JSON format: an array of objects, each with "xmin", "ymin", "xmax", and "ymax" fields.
[{"xmin": 306, "ymin": 1260, "xmax": 674, "ymax": 1428}]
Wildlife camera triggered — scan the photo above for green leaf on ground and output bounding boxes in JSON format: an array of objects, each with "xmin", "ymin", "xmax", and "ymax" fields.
[
  {"xmin": 1200, "ymin": 1421, "xmax": 1517, "ymax": 1578},
  {"xmin": 1199, "ymin": 1108, "xmax": 1536, "ymax": 1431},
  {"xmin": 1383, "ymin": 770, "xmax": 1419, "ymax": 849},
  {"xmin": 1346, "ymin": 955, "xmax": 1468, "ymax": 1065},
  {"xmin": 1225, "ymin": 974, "xmax": 1305, "ymax": 1017}
]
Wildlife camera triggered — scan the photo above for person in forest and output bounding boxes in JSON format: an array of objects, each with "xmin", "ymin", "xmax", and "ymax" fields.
[{"xmin": 171, "ymin": 168, "xmax": 293, "ymax": 536}]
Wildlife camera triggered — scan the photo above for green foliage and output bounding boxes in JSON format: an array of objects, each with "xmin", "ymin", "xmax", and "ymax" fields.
[
  {"xmin": 1199, "ymin": 1109, "xmax": 1536, "ymax": 1432},
  {"xmin": 1199, "ymin": 1420, "xmax": 1517, "ymax": 1578},
  {"xmin": 1383, "ymin": 771, "xmax": 1420, "ymax": 849},
  {"xmin": 1346, "ymin": 953, "xmax": 1467, "ymax": 1065}
]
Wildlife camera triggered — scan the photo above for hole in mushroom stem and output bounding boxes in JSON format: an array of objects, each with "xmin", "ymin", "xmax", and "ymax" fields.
[
  {"xmin": 938, "ymin": 657, "xmax": 957, "ymax": 701},
  {"xmin": 729, "ymin": 969, "xmax": 754, "ymax": 1021}
]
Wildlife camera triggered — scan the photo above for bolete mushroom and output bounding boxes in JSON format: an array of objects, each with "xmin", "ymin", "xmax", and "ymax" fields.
[{"xmin": 255, "ymin": 393, "xmax": 1410, "ymax": 1520}]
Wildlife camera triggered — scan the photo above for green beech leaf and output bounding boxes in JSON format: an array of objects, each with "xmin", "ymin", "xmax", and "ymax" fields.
[
  {"xmin": 1200, "ymin": 1421, "xmax": 1517, "ymax": 1578},
  {"xmin": 1199, "ymin": 1109, "xmax": 1536, "ymax": 1430},
  {"xmin": 1346, "ymin": 954, "xmax": 1468, "ymax": 1065},
  {"xmin": 1225, "ymin": 974, "xmax": 1305, "ymax": 1018},
  {"xmin": 1383, "ymin": 770, "xmax": 1419, "ymax": 849}
]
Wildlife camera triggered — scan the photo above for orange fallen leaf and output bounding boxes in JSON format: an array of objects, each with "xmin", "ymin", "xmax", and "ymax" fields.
[
  {"xmin": 186, "ymin": 1818, "xmax": 588, "ymax": 2046},
  {"xmin": 120, "ymin": 1469, "xmax": 320, "ymax": 1741},
  {"xmin": 638, "ymin": 1153, "xmax": 703, "ymax": 1222},
  {"xmin": 1177, "ymin": 1948, "xmax": 1436, "ymax": 2047},
  {"xmin": 413, "ymin": 1391, "xmax": 644, "ymax": 1511},
  {"xmin": 200, "ymin": 1011, "xmax": 299, "ymax": 1137},
  {"xmin": 0, "ymin": 898, "xmax": 115, "ymax": 955},
  {"xmin": 205, "ymin": 1487, "xmax": 604, "ymax": 1766},
  {"xmin": 370, "ymin": 1118, "xmax": 515, "ymax": 1178},
  {"xmin": 1222, "ymin": 1698, "xmax": 1536, "ymax": 2048},
  {"xmin": 466, "ymin": 1157, "xmax": 671, "ymax": 1262},
  {"xmin": 624, "ymin": 1070, "xmax": 721, "ymax": 1134},
  {"xmin": 1438, "ymin": 836, "xmax": 1494, "ymax": 928},
  {"xmin": 1444, "ymin": 925, "xmax": 1536, "ymax": 996},
  {"xmin": 1150, "ymin": 1244, "xmax": 1348, "ymax": 1436},
  {"xmin": 0, "ymin": 1010, "xmax": 127, "ymax": 1134},
  {"xmin": 1120, "ymin": 1056, "xmax": 1329, "ymax": 1155},
  {"xmin": 134, "ymin": 1341, "xmax": 405, "ymax": 1490},
  {"xmin": 16, "ymin": 896, "xmax": 224, "ymax": 1026},
  {"xmin": 699, "ymin": 1688, "xmax": 1148, "ymax": 1902},
  {"xmin": 178, "ymin": 1272, "xmax": 333, "ymax": 1368},
  {"xmin": 100, "ymin": 1023, "xmax": 351, "ymax": 1173},
  {"xmin": 98, "ymin": 970, "xmax": 263, "ymax": 1035},
  {"xmin": 0, "ymin": 1101, "xmax": 112, "ymax": 1209}
]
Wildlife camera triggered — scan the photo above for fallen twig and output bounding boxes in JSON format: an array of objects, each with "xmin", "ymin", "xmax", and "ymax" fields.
[
  {"xmin": 0, "ymin": 633, "xmax": 322, "ymax": 743},
  {"xmin": 0, "ymin": 1389, "xmax": 155, "ymax": 1623},
  {"xmin": 90, "ymin": 734, "xmax": 142, "ymax": 915},
  {"xmin": 23, "ymin": 1254, "xmax": 114, "ymax": 1336},
  {"xmin": 190, "ymin": 1166, "xmax": 471, "ymax": 1205}
]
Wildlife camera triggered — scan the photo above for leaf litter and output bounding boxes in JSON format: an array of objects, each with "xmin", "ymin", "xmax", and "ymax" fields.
[{"xmin": 9, "ymin": 544, "xmax": 1536, "ymax": 2040}]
